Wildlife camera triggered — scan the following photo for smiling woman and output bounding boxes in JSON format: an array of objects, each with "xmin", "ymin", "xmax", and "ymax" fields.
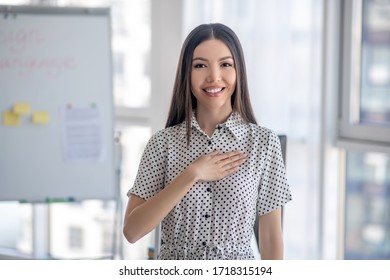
[{"xmin": 123, "ymin": 23, "xmax": 292, "ymax": 260}]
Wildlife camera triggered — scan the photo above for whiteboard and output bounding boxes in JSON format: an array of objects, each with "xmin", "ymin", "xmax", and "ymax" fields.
[{"xmin": 0, "ymin": 6, "xmax": 116, "ymax": 202}]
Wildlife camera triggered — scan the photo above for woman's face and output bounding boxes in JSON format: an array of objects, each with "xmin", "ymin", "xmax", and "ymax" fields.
[{"xmin": 190, "ymin": 39, "xmax": 236, "ymax": 113}]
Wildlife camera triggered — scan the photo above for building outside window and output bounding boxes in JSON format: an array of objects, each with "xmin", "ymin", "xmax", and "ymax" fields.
[
  {"xmin": 341, "ymin": 0, "xmax": 390, "ymax": 260},
  {"xmin": 68, "ymin": 226, "xmax": 83, "ymax": 250},
  {"xmin": 344, "ymin": 151, "xmax": 390, "ymax": 259}
]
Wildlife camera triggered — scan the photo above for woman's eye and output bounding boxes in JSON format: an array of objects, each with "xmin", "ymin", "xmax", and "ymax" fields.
[
  {"xmin": 194, "ymin": 64, "xmax": 206, "ymax": 68},
  {"xmin": 221, "ymin": 62, "xmax": 233, "ymax": 67}
]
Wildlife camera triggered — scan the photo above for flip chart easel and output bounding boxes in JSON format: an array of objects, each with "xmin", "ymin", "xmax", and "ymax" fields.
[{"xmin": 0, "ymin": 5, "xmax": 116, "ymax": 259}]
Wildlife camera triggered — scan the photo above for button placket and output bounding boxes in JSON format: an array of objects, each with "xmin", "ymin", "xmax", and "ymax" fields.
[
  {"xmin": 202, "ymin": 181, "xmax": 213, "ymax": 249},
  {"xmin": 202, "ymin": 127, "xmax": 220, "ymax": 249},
  {"xmin": 202, "ymin": 184, "xmax": 211, "ymax": 221}
]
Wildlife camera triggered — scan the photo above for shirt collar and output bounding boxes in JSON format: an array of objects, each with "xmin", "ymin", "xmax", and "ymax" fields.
[{"xmin": 179, "ymin": 111, "xmax": 246, "ymax": 140}]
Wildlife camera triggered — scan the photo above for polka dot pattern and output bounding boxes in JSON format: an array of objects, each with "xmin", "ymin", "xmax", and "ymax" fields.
[{"xmin": 128, "ymin": 112, "xmax": 292, "ymax": 260}]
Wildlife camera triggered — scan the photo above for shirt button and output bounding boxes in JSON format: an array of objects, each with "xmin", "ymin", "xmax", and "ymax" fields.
[
  {"xmin": 208, "ymin": 140, "xmax": 212, "ymax": 145},
  {"xmin": 202, "ymin": 241, "xmax": 206, "ymax": 246},
  {"xmin": 203, "ymin": 214, "xmax": 210, "ymax": 219},
  {"xmin": 206, "ymin": 187, "xmax": 212, "ymax": 192}
]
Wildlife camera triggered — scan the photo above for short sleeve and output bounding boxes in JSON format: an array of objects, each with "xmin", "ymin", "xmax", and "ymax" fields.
[
  {"xmin": 127, "ymin": 130, "xmax": 167, "ymax": 200},
  {"xmin": 257, "ymin": 131, "xmax": 292, "ymax": 216}
]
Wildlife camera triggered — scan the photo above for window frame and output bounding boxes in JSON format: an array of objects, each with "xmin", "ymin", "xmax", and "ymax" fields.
[{"xmin": 339, "ymin": 0, "xmax": 390, "ymax": 148}]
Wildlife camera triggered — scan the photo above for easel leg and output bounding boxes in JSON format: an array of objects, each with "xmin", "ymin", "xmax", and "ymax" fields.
[{"xmin": 32, "ymin": 203, "xmax": 50, "ymax": 259}]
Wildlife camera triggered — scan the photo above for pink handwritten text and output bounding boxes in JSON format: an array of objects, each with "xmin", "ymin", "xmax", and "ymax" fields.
[{"xmin": 0, "ymin": 28, "xmax": 46, "ymax": 53}]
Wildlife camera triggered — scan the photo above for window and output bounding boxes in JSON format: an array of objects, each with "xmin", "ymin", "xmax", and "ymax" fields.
[
  {"xmin": 344, "ymin": 150, "xmax": 390, "ymax": 259},
  {"xmin": 111, "ymin": 0, "xmax": 151, "ymax": 108},
  {"xmin": 339, "ymin": 0, "xmax": 390, "ymax": 260},
  {"xmin": 339, "ymin": 0, "xmax": 390, "ymax": 146},
  {"xmin": 68, "ymin": 226, "xmax": 83, "ymax": 250}
]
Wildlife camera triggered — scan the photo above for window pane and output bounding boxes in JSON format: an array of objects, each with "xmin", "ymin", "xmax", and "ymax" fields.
[
  {"xmin": 0, "ymin": 202, "xmax": 32, "ymax": 258},
  {"xmin": 50, "ymin": 200, "xmax": 116, "ymax": 259},
  {"xmin": 68, "ymin": 226, "xmax": 84, "ymax": 250},
  {"xmin": 111, "ymin": 0, "xmax": 151, "ymax": 108},
  {"xmin": 360, "ymin": 0, "xmax": 390, "ymax": 126},
  {"xmin": 345, "ymin": 151, "xmax": 390, "ymax": 259}
]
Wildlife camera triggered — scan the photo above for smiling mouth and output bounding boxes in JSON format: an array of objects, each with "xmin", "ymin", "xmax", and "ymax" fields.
[{"xmin": 203, "ymin": 87, "xmax": 225, "ymax": 96}]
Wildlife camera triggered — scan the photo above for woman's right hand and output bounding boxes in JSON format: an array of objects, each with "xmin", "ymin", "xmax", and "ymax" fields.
[{"xmin": 187, "ymin": 150, "xmax": 247, "ymax": 182}]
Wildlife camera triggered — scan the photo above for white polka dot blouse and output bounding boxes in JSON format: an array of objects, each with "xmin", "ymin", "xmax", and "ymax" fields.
[{"xmin": 128, "ymin": 112, "xmax": 292, "ymax": 260}]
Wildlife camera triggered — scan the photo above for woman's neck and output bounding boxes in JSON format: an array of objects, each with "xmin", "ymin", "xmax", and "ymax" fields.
[{"xmin": 195, "ymin": 107, "xmax": 232, "ymax": 137}]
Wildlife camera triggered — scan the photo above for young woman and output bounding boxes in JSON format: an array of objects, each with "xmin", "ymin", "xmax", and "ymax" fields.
[{"xmin": 123, "ymin": 23, "xmax": 292, "ymax": 260}]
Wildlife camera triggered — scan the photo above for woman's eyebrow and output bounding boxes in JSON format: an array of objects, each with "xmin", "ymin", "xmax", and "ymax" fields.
[
  {"xmin": 192, "ymin": 56, "xmax": 234, "ymax": 61},
  {"xmin": 192, "ymin": 57, "xmax": 208, "ymax": 62},
  {"xmin": 219, "ymin": 56, "xmax": 234, "ymax": 61}
]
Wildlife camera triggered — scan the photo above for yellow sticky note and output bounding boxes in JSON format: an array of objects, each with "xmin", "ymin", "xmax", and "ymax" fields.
[
  {"xmin": 32, "ymin": 111, "xmax": 50, "ymax": 124},
  {"xmin": 13, "ymin": 103, "xmax": 31, "ymax": 115},
  {"xmin": 3, "ymin": 111, "xmax": 20, "ymax": 126}
]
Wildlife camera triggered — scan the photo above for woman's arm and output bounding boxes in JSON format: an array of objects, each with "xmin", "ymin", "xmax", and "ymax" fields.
[
  {"xmin": 123, "ymin": 150, "xmax": 246, "ymax": 243},
  {"xmin": 258, "ymin": 207, "xmax": 284, "ymax": 260},
  {"xmin": 123, "ymin": 167, "xmax": 197, "ymax": 243}
]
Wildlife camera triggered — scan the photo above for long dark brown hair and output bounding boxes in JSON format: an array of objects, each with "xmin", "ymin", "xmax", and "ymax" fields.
[{"xmin": 165, "ymin": 23, "xmax": 257, "ymax": 144}]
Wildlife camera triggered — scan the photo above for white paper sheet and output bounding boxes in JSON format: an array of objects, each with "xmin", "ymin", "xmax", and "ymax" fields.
[{"xmin": 62, "ymin": 105, "xmax": 104, "ymax": 162}]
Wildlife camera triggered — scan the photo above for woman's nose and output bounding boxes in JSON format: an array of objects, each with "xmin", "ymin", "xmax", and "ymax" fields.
[{"xmin": 206, "ymin": 66, "xmax": 221, "ymax": 82}]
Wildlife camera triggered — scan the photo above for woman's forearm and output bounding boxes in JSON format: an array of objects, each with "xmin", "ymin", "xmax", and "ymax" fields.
[
  {"xmin": 259, "ymin": 235, "xmax": 284, "ymax": 260},
  {"xmin": 258, "ymin": 208, "xmax": 284, "ymax": 260},
  {"xmin": 123, "ymin": 167, "xmax": 197, "ymax": 243}
]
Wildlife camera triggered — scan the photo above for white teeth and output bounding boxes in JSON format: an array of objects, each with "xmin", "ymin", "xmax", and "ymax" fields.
[{"xmin": 205, "ymin": 88, "xmax": 223, "ymax": 93}]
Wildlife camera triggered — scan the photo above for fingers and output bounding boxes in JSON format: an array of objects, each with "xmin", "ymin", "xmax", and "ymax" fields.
[
  {"xmin": 195, "ymin": 150, "xmax": 246, "ymax": 181},
  {"xmin": 215, "ymin": 150, "xmax": 246, "ymax": 166},
  {"xmin": 221, "ymin": 156, "xmax": 246, "ymax": 178},
  {"xmin": 208, "ymin": 150, "xmax": 221, "ymax": 157},
  {"xmin": 212, "ymin": 150, "xmax": 246, "ymax": 177}
]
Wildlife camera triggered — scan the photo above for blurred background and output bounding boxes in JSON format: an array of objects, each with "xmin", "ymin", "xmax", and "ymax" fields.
[{"xmin": 0, "ymin": 0, "xmax": 389, "ymax": 260}]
